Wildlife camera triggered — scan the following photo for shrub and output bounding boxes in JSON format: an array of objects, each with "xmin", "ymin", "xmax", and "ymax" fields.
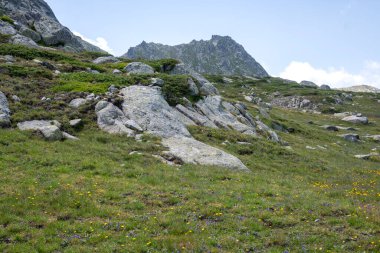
[
  {"xmin": 0, "ymin": 64, "xmax": 53, "ymax": 79},
  {"xmin": 0, "ymin": 15, "xmax": 14, "ymax": 25},
  {"xmin": 0, "ymin": 34, "xmax": 10, "ymax": 43}
]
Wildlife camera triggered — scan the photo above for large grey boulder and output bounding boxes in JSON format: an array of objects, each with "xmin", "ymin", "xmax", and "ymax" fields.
[
  {"xmin": 69, "ymin": 98, "xmax": 87, "ymax": 108},
  {"xmin": 300, "ymin": 80, "xmax": 318, "ymax": 88},
  {"xmin": 39, "ymin": 125, "xmax": 63, "ymax": 141},
  {"xmin": 320, "ymin": 84, "xmax": 331, "ymax": 90},
  {"xmin": 17, "ymin": 120, "xmax": 64, "ymax": 140},
  {"xmin": 339, "ymin": 133, "xmax": 360, "ymax": 142},
  {"xmin": 95, "ymin": 101, "xmax": 137, "ymax": 136},
  {"xmin": 0, "ymin": 91, "xmax": 11, "ymax": 127},
  {"xmin": 93, "ymin": 56, "xmax": 120, "ymax": 64},
  {"xmin": 10, "ymin": 34, "xmax": 39, "ymax": 48},
  {"xmin": 124, "ymin": 62, "xmax": 154, "ymax": 74},
  {"xmin": 342, "ymin": 115, "xmax": 369, "ymax": 124},
  {"xmin": 120, "ymin": 86, "xmax": 191, "ymax": 138},
  {"xmin": 0, "ymin": 20, "xmax": 17, "ymax": 35},
  {"xmin": 162, "ymin": 137, "xmax": 249, "ymax": 171}
]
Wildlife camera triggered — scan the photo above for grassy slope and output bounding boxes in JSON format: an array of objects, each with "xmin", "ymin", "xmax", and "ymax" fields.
[{"xmin": 0, "ymin": 44, "xmax": 379, "ymax": 252}]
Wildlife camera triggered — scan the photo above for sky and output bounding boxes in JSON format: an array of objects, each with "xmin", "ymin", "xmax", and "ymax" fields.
[{"xmin": 45, "ymin": 0, "xmax": 380, "ymax": 88}]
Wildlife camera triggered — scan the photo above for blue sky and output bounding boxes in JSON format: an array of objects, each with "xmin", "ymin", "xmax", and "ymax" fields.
[{"xmin": 45, "ymin": 0, "xmax": 380, "ymax": 88}]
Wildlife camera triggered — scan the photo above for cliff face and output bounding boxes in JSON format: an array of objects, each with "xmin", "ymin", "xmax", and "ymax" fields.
[
  {"xmin": 0, "ymin": 0, "xmax": 104, "ymax": 52},
  {"xmin": 123, "ymin": 35, "xmax": 269, "ymax": 78}
]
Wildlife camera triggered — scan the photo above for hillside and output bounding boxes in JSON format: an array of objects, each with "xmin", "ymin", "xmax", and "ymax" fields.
[
  {"xmin": 338, "ymin": 85, "xmax": 380, "ymax": 93},
  {"xmin": 0, "ymin": 42, "xmax": 379, "ymax": 252},
  {"xmin": 0, "ymin": 0, "xmax": 104, "ymax": 52},
  {"xmin": 123, "ymin": 35, "xmax": 269, "ymax": 78}
]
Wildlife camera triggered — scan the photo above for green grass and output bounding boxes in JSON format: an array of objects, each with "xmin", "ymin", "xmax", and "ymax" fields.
[
  {"xmin": 0, "ymin": 44, "xmax": 379, "ymax": 252},
  {"xmin": 0, "ymin": 15, "xmax": 14, "ymax": 25}
]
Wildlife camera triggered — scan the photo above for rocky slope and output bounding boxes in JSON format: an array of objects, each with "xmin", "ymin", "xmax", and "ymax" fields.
[
  {"xmin": 123, "ymin": 35, "xmax": 269, "ymax": 78},
  {"xmin": 0, "ymin": 0, "xmax": 104, "ymax": 52},
  {"xmin": 338, "ymin": 85, "xmax": 380, "ymax": 93}
]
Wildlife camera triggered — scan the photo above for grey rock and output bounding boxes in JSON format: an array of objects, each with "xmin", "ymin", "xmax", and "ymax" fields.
[
  {"xmin": 69, "ymin": 119, "xmax": 82, "ymax": 127},
  {"xmin": 321, "ymin": 125, "xmax": 339, "ymax": 131},
  {"xmin": 176, "ymin": 104, "xmax": 216, "ymax": 128},
  {"xmin": 11, "ymin": 95, "xmax": 20, "ymax": 102},
  {"xmin": 95, "ymin": 101, "xmax": 136, "ymax": 136},
  {"xmin": 171, "ymin": 108, "xmax": 197, "ymax": 126},
  {"xmin": 300, "ymin": 80, "xmax": 318, "ymax": 88},
  {"xmin": 0, "ymin": 91, "xmax": 11, "ymax": 127},
  {"xmin": 0, "ymin": 20, "xmax": 16, "ymax": 35},
  {"xmin": 19, "ymin": 26, "xmax": 42, "ymax": 42},
  {"xmin": 39, "ymin": 125, "xmax": 63, "ymax": 141},
  {"xmin": 0, "ymin": 55, "xmax": 15, "ymax": 62},
  {"xmin": 0, "ymin": 0, "xmax": 104, "ymax": 52},
  {"xmin": 162, "ymin": 137, "xmax": 249, "ymax": 171},
  {"xmin": 187, "ymin": 78, "xmax": 199, "ymax": 96},
  {"xmin": 244, "ymin": 96, "xmax": 253, "ymax": 102},
  {"xmin": 150, "ymin": 78, "xmax": 164, "ymax": 87},
  {"xmin": 17, "ymin": 120, "xmax": 61, "ymax": 131},
  {"xmin": 342, "ymin": 115, "xmax": 368, "ymax": 124},
  {"xmin": 124, "ymin": 62, "xmax": 154, "ymax": 74},
  {"xmin": 62, "ymin": 132, "xmax": 79, "ymax": 140},
  {"xmin": 69, "ymin": 98, "xmax": 87, "ymax": 108},
  {"xmin": 199, "ymin": 82, "xmax": 219, "ymax": 96},
  {"xmin": 271, "ymin": 96, "xmax": 317, "ymax": 110},
  {"xmin": 320, "ymin": 84, "xmax": 331, "ymax": 90},
  {"xmin": 85, "ymin": 93, "xmax": 96, "ymax": 101},
  {"xmin": 334, "ymin": 112, "xmax": 351, "ymax": 118},
  {"xmin": 363, "ymin": 135, "xmax": 380, "ymax": 142},
  {"xmin": 108, "ymin": 85, "xmax": 119, "ymax": 94},
  {"xmin": 354, "ymin": 153, "xmax": 379, "ymax": 160},
  {"xmin": 120, "ymin": 86, "xmax": 190, "ymax": 138},
  {"xmin": 92, "ymin": 56, "xmax": 120, "ymax": 64},
  {"xmin": 123, "ymin": 35, "xmax": 269, "ymax": 78},
  {"xmin": 10, "ymin": 34, "xmax": 39, "ymax": 48},
  {"xmin": 223, "ymin": 77, "xmax": 234, "ymax": 83},
  {"xmin": 339, "ymin": 133, "xmax": 360, "ymax": 142},
  {"xmin": 112, "ymin": 69, "xmax": 122, "ymax": 75}
]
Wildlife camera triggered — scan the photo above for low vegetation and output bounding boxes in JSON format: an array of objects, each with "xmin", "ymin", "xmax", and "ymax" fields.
[{"xmin": 0, "ymin": 42, "xmax": 379, "ymax": 252}]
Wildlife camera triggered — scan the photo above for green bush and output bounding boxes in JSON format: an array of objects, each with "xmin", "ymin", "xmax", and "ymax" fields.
[
  {"xmin": 0, "ymin": 64, "xmax": 53, "ymax": 79},
  {"xmin": 0, "ymin": 15, "xmax": 14, "ymax": 25},
  {"xmin": 0, "ymin": 34, "xmax": 10, "ymax": 43}
]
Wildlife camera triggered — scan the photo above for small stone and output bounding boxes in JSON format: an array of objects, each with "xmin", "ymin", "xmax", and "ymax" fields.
[
  {"xmin": 69, "ymin": 119, "xmax": 82, "ymax": 127},
  {"xmin": 339, "ymin": 133, "xmax": 360, "ymax": 142},
  {"xmin": 11, "ymin": 95, "xmax": 20, "ymax": 102},
  {"xmin": 113, "ymin": 69, "xmax": 122, "ymax": 75},
  {"xmin": 69, "ymin": 98, "xmax": 87, "ymax": 108},
  {"xmin": 108, "ymin": 85, "xmax": 119, "ymax": 94},
  {"xmin": 150, "ymin": 78, "xmax": 164, "ymax": 87}
]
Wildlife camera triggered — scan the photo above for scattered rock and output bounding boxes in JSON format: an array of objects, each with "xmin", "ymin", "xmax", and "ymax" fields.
[
  {"xmin": 342, "ymin": 115, "xmax": 368, "ymax": 124},
  {"xmin": 354, "ymin": 153, "xmax": 379, "ymax": 160},
  {"xmin": 162, "ymin": 137, "xmax": 249, "ymax": 171},
  {"xmin": 0, "ymin": 91, "xmax": 11, "ymax": 127},
  {"xmin": 223, "ymin": 77, "xmax": 233, "ymax": 83},
  {"xmin": 39, "ymin": 125, "xmax": 63, "ymax": 141},
  {"xmin": 150, "ymin": 78, "xmax": 164, "ymax": 87},
  {"xmin": 11, "ymin": 95, "xmax": 20, "ymax": 102},
  {"xmin": 124, "ymin": 62, "xmax": 154, "ymax": 74},
  {"xmin": 271, "ymin": 96, "xmax": 317, "ymax": 110},
  {"xmin": 244, "ymin": 96, "xmax": 253, "ymax": 102},
  {"xmin": 108, "ymin": 85, "xmax": 119, "ymax": 94},
  {"xmin": 93, "ymin": 56, "xmax": 120, "ymax": 64},
  {"xmin": 363, "ymin": 135, "xmax": 380, "ymax": 142},
  {"xmin": 300, "ymin": 80, "xmax": 318, "ymax": 88},
  {"xmin": 69, "ymin": 98, "xmax": 87, "ymax": 108},
  {"xmin": 339, "ymin": 133, "xmax": 360, "ymax": 142},
  {"xmin": 69, "ymin": 119, "xmax": 82, "ymax": 127},
  {"xmin": 320, "ymin": 84, "xmax": 331, "ymax": 90},
  {"xmin": 199, "ymin": 82, "xmax": 219, "ymax": 96},
  {"xmin": 62, "ymin": 132, "xmax": 79, "ymax": 140},
  {"xmin": 112, "ymin": 69, "xmax": 122, "ymax": 75},
  {"xmin": 0, "ymin": 55, "xmax": 15, "ymax": 63},
  {"xmin": 321, "ymin": 125, "xmax": 339, "ymax": 131},
  {"xmin": 41, "ymin": 61, "xmax": 56, "ymax": 70},
  {"xmin": 306, "ymin": 146, "xmax": 316, "ymax": 150}
]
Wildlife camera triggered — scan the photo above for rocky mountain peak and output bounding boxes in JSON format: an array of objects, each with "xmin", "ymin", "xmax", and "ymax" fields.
[
  {"xmin": 123, "ymin": 35, "xmax": 269, "ymax": 78},
  {"xmin": 0, "ymin": 0, "xmax": 104, "ymax": 52}
]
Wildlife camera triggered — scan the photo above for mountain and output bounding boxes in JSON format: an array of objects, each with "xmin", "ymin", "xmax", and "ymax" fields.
[
  {"xmin": 122, "ymin": 35, "xmax": 269, "ymax": 78},
  {"xmin": 338, "ymin": 85, "xmax": 380, "ymax": 93},
  {"xmin": 0, "ymin": 0, "xmax": 104, "ymax": 52}
]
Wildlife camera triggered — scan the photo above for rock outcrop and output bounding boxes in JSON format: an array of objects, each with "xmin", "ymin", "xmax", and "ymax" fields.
[
  {"xmin": 0, "ymin": 91, "xmax": 10, "ymax": 127},
  {"xmin": 122, "ymin": 35, "xmax": 269, "ymax": 78},
  {"xmin": 0, "ymin": 0, "xmax": 104, "ymax": 52},
  {"xmin": 342, "ymin": 115, "xmax": 369, "ymax": 124},
  {"xmin": 17, "ymin": 120, "xmax": 77, "ymax": 141},
  {"xmin": 124, "ymin": 62, "xmax": 155, "ymax": 74}
]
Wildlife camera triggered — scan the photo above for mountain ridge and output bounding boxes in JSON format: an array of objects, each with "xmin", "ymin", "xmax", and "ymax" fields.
[{"xmin": 122, "ymin": 35, "xmax": 269, "ymax": 78}]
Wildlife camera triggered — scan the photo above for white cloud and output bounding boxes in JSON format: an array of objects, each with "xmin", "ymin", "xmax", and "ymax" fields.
[
  {"xmin": 73, "ymin": 31, "xmax": 113, "ymax": 54},
  {"xmin": 279, "ymin": 61, "xmax": 380, "ymax": 89}
]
